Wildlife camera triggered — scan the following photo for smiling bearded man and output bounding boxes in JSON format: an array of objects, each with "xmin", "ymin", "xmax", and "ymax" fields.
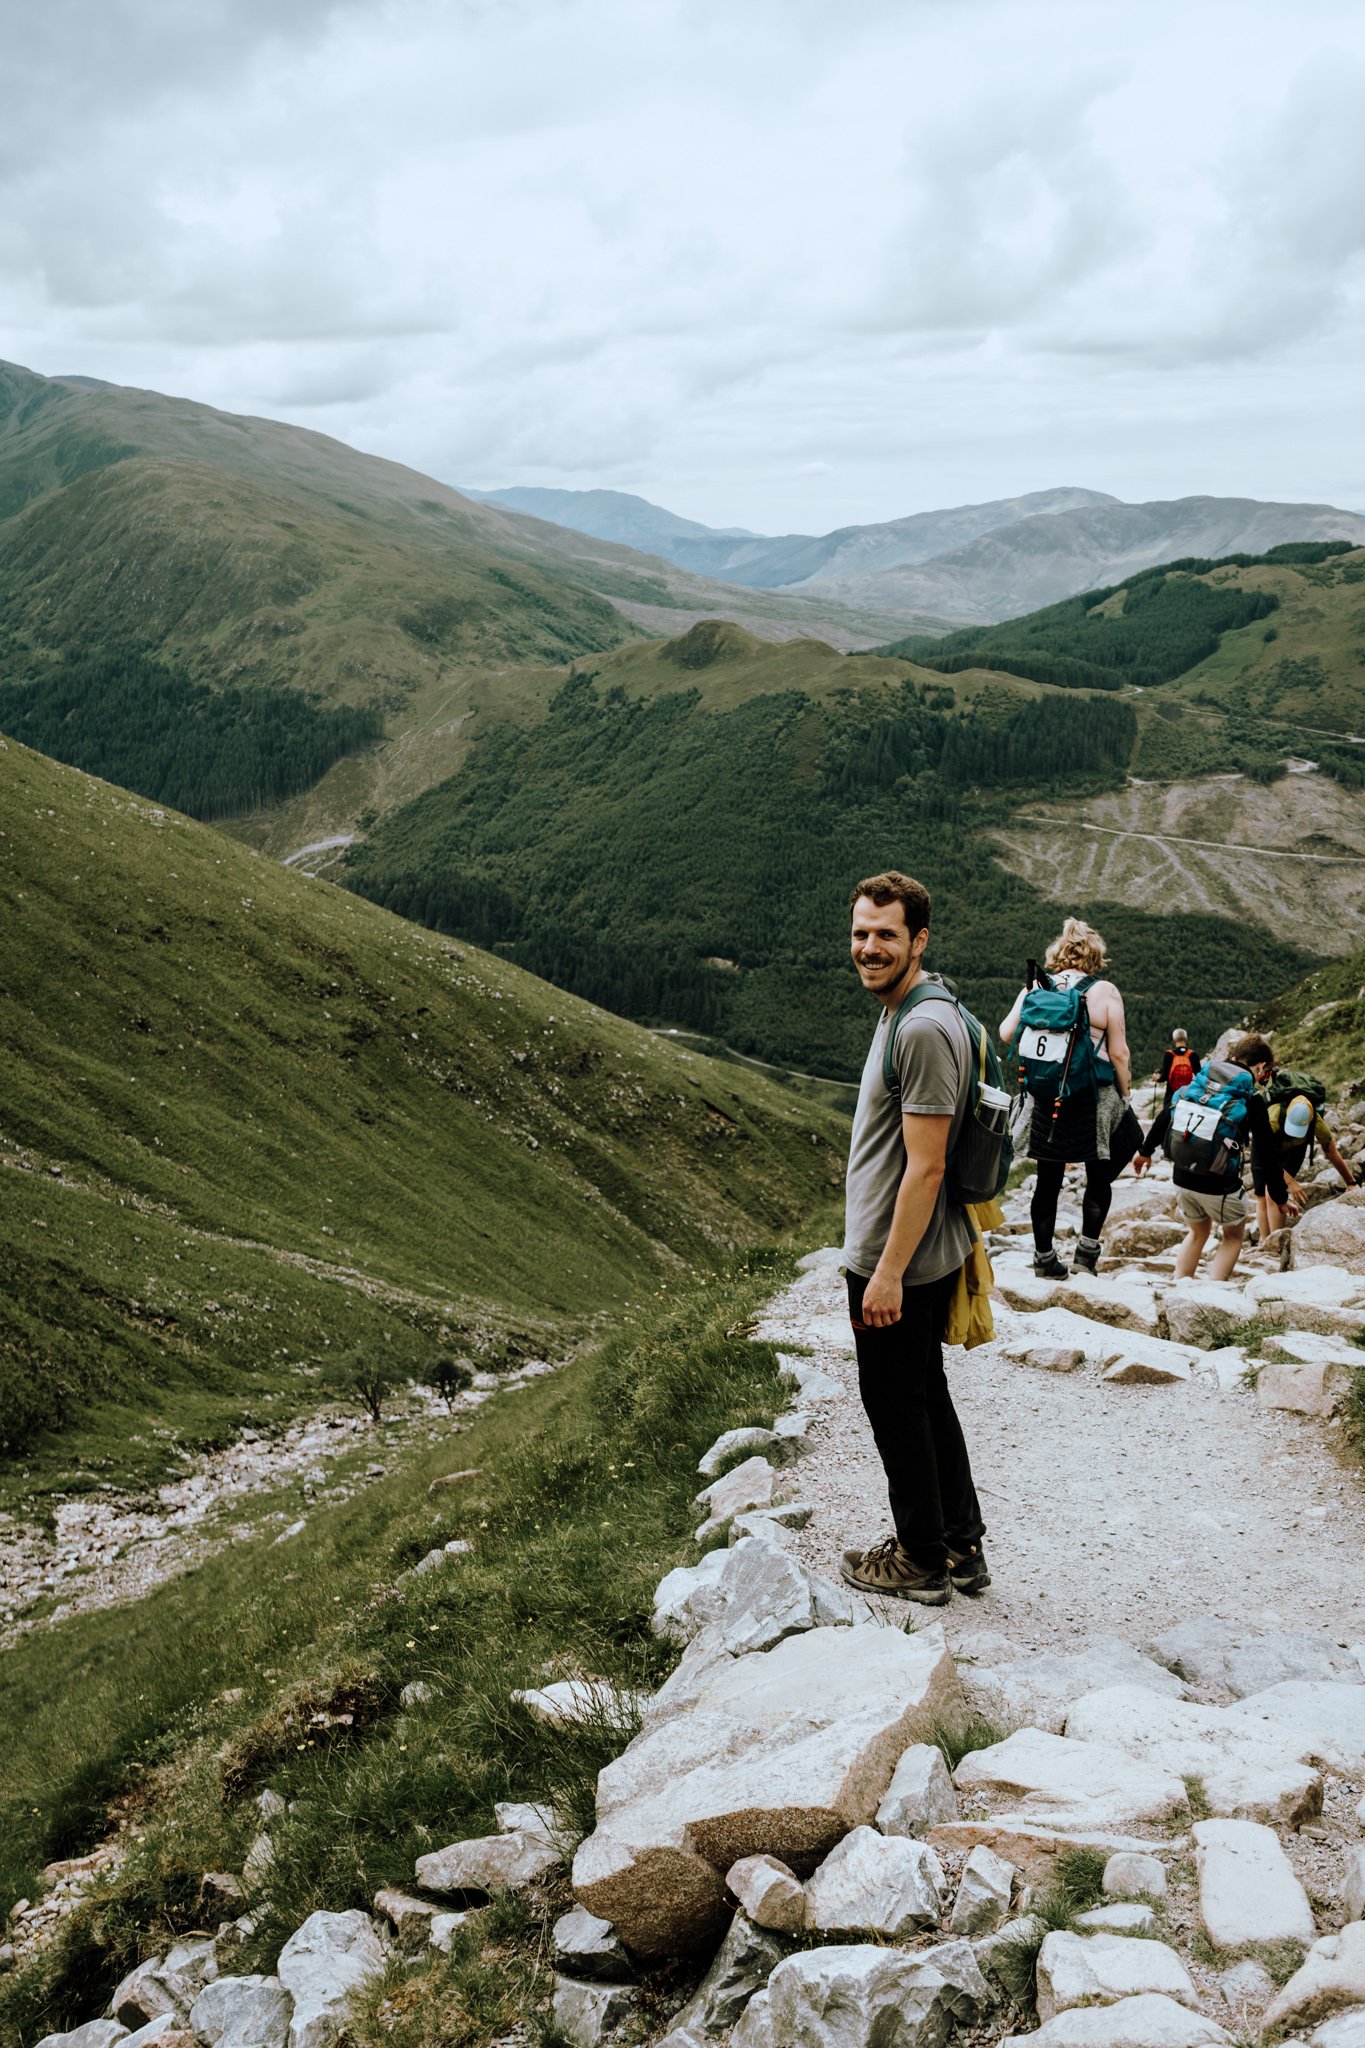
[{"xmin": 840, "ymin": 871, "xmax": 988, "ymax": 1606}]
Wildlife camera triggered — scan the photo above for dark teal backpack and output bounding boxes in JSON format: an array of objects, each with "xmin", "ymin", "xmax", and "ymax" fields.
[
  {"xmin": 1010, "ymin": 973, "xmax": 1112, "ymax": 1104},
  {"xmin": 883, "ymin": 980, "xmax": 1013, "ymax": 1204}
]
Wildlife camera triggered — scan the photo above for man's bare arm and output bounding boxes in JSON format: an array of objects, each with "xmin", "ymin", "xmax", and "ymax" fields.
[{"xmin": 859, "ymin": 1113, "xmax": 952, "ymax": 1327}]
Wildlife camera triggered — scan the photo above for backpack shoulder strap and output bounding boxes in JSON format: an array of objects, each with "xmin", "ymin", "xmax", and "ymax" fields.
[{"xmin": 882, "ymin": 981, "xmax": 957, "ymax": 1094}]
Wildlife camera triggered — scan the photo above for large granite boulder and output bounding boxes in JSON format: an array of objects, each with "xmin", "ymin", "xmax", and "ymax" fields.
[
  {"xmin": 1036, "ymin": 1932, "xmax": 1199, "ymax": 2022},
  {"xmin": 572, "ymin": 1621, "xmax": 961, "ymax": 1957},
  {"xmin": 188, "ymin": 1977, "xmax": 293, "ymax": 2048}
]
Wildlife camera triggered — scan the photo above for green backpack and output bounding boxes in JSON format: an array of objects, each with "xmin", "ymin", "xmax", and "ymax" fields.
[
  {"xmin": 1267, "ymin": 1068, "xmax": 1328, "ymax": 1115},
  {"xmin": 883, "ymin": 980, "xmax": 1013, "ymax": 1204}
]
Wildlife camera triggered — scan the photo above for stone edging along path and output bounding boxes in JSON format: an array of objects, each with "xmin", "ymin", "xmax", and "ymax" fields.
[{"xmin": 22, "ymin": 1160, "xmax": 1365, "ymax": 2048}]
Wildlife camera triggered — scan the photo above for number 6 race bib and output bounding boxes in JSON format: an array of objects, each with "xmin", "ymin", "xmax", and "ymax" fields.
[{"xmin": 1027, "ymin": 1029, "xmax": 1071, "ymax": 1065}]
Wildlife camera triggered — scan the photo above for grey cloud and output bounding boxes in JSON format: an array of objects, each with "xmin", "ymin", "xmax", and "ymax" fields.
[{"xmin": 2, "ymin": 0, "xmax": 1364, "ymax": 529}]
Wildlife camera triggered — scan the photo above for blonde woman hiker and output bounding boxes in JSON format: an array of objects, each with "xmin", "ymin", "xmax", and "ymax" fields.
[{"xmin": 999, "ymin": 918, "xmax": 1136, "ymax": 1279}]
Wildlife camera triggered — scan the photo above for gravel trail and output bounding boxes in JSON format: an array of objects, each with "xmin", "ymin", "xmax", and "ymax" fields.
[{"xmin": 756, "ymin": 1212, "xmax": 1365, "ymax": 1662}]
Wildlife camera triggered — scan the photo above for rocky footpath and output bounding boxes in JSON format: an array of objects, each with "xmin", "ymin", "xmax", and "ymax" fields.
[{"xmin": 19, "ymin": 1157, "xmax": 1365, "ymax": 2048}]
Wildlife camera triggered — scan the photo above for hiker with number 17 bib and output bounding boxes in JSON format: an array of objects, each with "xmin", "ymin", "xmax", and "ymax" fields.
[
  {"xmin": 840, "ymin": 872, "xmax": 1007, "ymax": 1608},
  {"xmin": 1134, "ymin": 1037, "xmax": 1292, "ymax": 1280},
  {"xmin": 999, "ymin": 919, "xmax": 1136, "ymax": 1280}
]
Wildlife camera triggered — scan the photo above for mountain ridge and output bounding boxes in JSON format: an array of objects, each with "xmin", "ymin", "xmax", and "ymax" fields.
[{"xmin": 470, "ymin": 477, "xmax": 1365, "ymax": 623}]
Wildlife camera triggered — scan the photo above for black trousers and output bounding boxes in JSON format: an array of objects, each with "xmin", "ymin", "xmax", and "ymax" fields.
[
  {"xmin": 847, "ymin": 1268, "xmax": 984, "ymax": 1571},
  {"xmin": 1031, "ymin": 1157, "xmax": 1113, "ymax": 1247}
]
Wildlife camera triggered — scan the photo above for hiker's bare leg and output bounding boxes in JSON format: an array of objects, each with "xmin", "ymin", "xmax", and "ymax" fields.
[
  {"xmin": 1175, "ymin": 1217, "xmax": 1212, "ymax": 1279},
  {"xmin": 1210, "ymin": 1221, "xmax": 1246, "ymax": 1282}
]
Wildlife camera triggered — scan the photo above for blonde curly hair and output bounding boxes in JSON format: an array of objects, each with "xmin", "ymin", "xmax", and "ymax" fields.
[{"xmin": 1044, "ymin": 917, "xmax": 1109, "ymax": 977}]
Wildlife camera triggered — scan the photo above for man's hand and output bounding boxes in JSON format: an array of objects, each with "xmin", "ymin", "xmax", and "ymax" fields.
[
  {"xmin": 1284, "ymin": 1175, "xmax": 1305, "ymax": 1218},
  {"xmin": 1133, "ymin": 1154, "xmax": 1151, "ymax": 1178},
  {"xmin": 860, "ymin": 1268, "xmax": 903, "ymax": 1327}
]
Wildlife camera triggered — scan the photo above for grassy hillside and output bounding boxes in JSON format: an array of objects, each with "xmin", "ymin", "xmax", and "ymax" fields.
[
  {"xmin": 343, "ymin": 635, "xmax": 1315, "ymax": 1080},
  {"xmin": 0, "ymin": 1249, "xmax": 814, "ymax": 2048},
  {"xmin": 1256, "ymin": 946, "xmax": 1365, "ymax": 1089},
  {"xmin": 0, "ymin": 735, "xmax": 844, "ymax": 1495}
]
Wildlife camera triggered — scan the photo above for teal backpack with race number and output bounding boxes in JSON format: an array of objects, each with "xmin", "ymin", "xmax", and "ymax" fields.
[
  {"xmin": 1165, "ymin": 1060, "xmax": 1255, "ymax": 1185},
  {"xmin": 1010, "ymin": 972, "xmax": 1112, "ymax": 1105},
  {"xmin": 883, "ymin": 979, "xmax": 1013, "ymax": 1204}
]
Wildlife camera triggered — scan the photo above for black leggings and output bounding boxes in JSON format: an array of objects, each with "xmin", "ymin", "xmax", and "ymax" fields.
[{"xmin": 1032, "ymin": 1158, "xmax": 1113, "ymax": 1248}]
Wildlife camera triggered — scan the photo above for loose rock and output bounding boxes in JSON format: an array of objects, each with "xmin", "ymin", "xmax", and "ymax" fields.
[
  {"xmin": 551, "ymin": 1976, "xmax": 634, "ymax": 2048},
  {"xmin": 726, "ymin": 1855, "xmax": 807, "ymax": 1933},
  {"xmin": 803, "ymin": 1826, "xmax": 946, "ymax": 1937},
  {"xmin": 1002, "ymin": 1993, "xmax": 1232, "ymax": 2048},
  {"xmin": 276, "ymin": 1911, "xmax": 388, "ymax": 2048},
  {"xmin": 1105, "ymin": 1851, "xmax": 1167, "ymax": 1899},
  {"xmin": 1263, "ymin": 1925, "xmax": 1365, "ymax": 2037},
  {"xmin": 415, "ymin": 1828, "xmax": 559, "ymax": 1897},
  {"xmin": 875, "ymin": 1742, "xmax": 960, "ymax": 1837},
  {"xmin": 1192, "ymin": 1817, "xmax": 1316, "ymax": 1950},
  {"xmin": 662, "ymin": 1913, "xmax": 783, "ymax": 2040},
  {"xmin": 1036, "ymin": 1931, "xmax": 1200, "ymax": 2022},
  {"xmin": 553, "ymin": 1906, "xmax": 633, "ymax": 1981},
  {"xmin": 188, "ymin": 1976, "xmax": 293, "ymax": 2048},
  {"xmin": 764, "ymin": 1940, "xmax": 991, "ymax": 2048},
  {"xmin": 949, "ymin": 1844, "xmax": 1015, "ymax": 1935}
]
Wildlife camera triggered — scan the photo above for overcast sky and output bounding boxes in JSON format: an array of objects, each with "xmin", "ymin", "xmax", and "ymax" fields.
[{"xmin": 5, "ymin": 0, "xmax": 1365, "ymax": 532}]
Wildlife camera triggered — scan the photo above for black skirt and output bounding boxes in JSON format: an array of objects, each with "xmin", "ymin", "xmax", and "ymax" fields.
[{"xmin": 1029, "ymin": 1086, "xmax": 1101, "ymax": 1164}]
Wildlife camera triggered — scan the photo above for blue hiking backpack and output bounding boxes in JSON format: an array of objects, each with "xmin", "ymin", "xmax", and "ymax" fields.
[
  {"xmin": 1011, "ymin": 972, "xmax": 1113, "ymax": 1105},
  {"xmin": 882, "ymin": 979, "xmax": 1013, "ymax": 1204},
  {"xmin": 1165, "ymin": 1060, "xmax": 1255, "ymax": 1185}
]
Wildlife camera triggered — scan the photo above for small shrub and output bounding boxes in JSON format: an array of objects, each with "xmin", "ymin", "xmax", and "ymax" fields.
[
  {"xmin": 321, "ymin": 1348, "xmax": 411, "ymax": 1424},
  {"xmin": 427, "ymin": 1358, "xmax": 475, "ymax": 1412}
]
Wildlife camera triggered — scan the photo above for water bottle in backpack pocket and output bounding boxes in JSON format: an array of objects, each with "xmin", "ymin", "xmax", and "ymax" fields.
[
  {"xmin": 1166, "ymin": 1061, "xmax": 1254, "ymax": 1184},
  {"xmin": 883, "ymin": 981, "xmax": 1014, "ymax": 1203}
]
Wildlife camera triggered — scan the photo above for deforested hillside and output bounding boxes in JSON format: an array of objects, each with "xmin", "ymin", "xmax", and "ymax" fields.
[{"xmin": 0, "ymin": 735, "xmax": 844, "ymax": 1492}]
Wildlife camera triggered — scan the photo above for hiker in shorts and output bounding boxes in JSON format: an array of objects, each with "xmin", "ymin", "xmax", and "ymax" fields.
[
  {"xmin": 840, "ymin": 871, "xmax": 988, "ymax": 1608},
  {"xmin": 999, "ymin": 919, "xmax": 1134, "ymax": 1280},
  {"xmin": 1157, "ymin": 1030, "xmax": 1200, "ymax": 1113},
  {"xmin": 1232, "ymin": 1034, "xmax": 1357, "ymax": 1238},
  {"xmin": 1134, "ymin": 1038, "xmax": 1292, "ymax": 1279}
]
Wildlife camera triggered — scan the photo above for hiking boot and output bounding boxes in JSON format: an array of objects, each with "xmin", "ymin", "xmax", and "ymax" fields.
[
  {"xmin": 840, "ymin": 1536, "xmax": 951, "ymax": 1605},
  {"xmin": 946, "ymin": 1541, "xmax": 992, "ymax": 1596},
  {"xmin": 1071, "ymin": 1239, "xmax": 1101, "ymax": 1275},
  {"xmin": 1032, "ymin": 1251, "xmax": 1069, "ymax": 1279}
]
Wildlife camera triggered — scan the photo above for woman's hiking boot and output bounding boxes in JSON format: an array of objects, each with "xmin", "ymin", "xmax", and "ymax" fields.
[
  {"xmin": 1032, "ymin": 1250, "xmax": 1069, "ymax": 1279},
  {"xmin": 945, "ymin": 1541, "xmax": 991, "ymax": 1596},
  {"xmin": 1071, "ymin": 1237, "xmax": 1102, "ymax": 1275},
  {"xmin": 841, "ymin": 1535, "xmax": 951, "ymax": 1605}
]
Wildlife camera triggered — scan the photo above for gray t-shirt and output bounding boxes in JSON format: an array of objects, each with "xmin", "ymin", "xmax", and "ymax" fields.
[{"xmin": 843, "ymin": 982, "xmax": 974, "ymax": 1288}]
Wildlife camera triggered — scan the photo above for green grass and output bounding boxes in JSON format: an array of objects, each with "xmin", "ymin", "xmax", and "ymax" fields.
[
  {"xmin": 0, "ymin": 738, "xmax": 844, "ymax": 1493},
  {"xmin": 932, "ymin": 1714, "xmax": 1007, "ymax": 1772},
  {"xmin": 1032, "ymin": 1846, "xmax": 1109, "ymax": 1931},
  {"xmin": 0, "ymin": 1248, "xmax": 806, "ymax": 2046}
]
